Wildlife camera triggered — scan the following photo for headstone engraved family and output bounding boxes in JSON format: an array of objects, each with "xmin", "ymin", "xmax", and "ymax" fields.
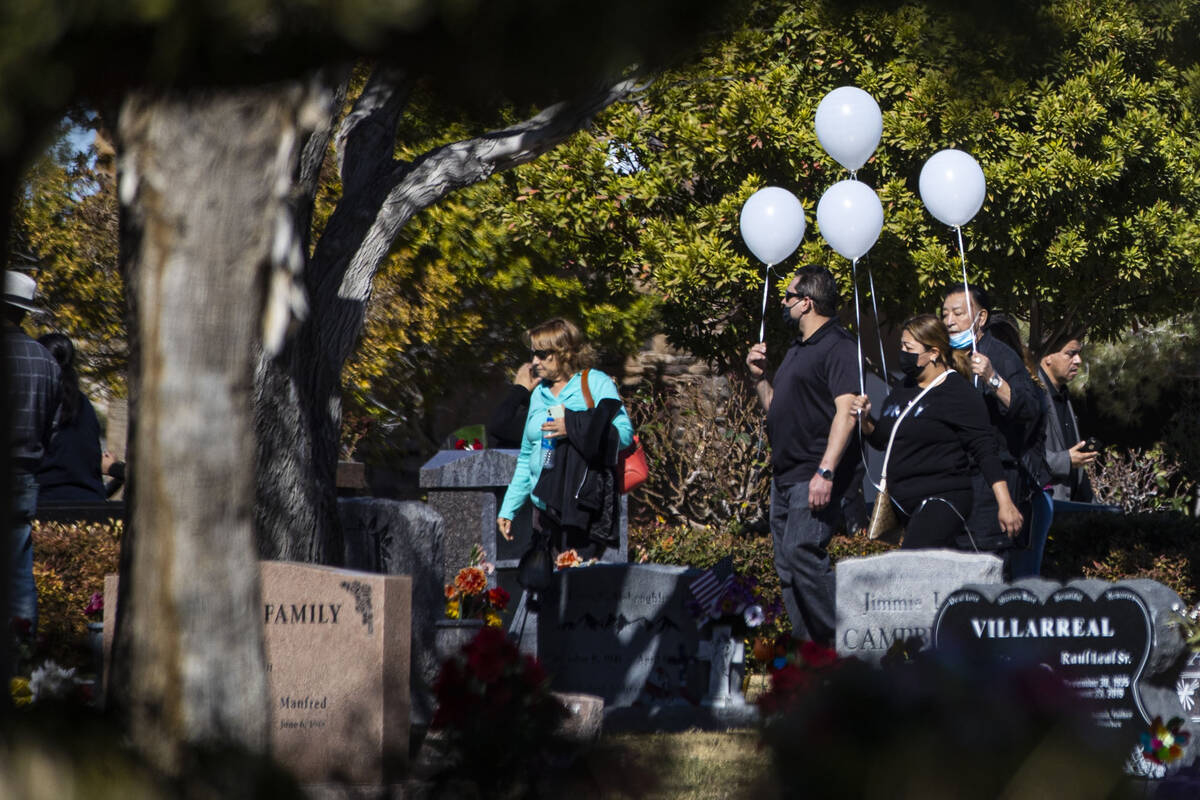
[
  {"xmin": 104, "ymin": 563, "xmax": 413, "ymax": 785},
  {"xmin": 932, "ymin": 578, "xmax": 1197, "ymax": 767},
  {"xmin": 835, "ymin": 550, "xmax": 1004, "ymax": 664}
]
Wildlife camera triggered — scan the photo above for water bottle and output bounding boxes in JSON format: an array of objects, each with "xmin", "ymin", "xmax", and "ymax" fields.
[{"xmin": 541, "ymin": 413, "xmax": 556, "ymax": 469}]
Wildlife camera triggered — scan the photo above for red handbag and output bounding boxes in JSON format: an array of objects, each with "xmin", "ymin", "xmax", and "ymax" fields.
[{"xmin": 581, "ymin": 370, "xmax": 648, "ymax": 494}]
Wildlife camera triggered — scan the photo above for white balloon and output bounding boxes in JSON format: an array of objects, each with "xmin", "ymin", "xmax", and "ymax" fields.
[
  {"xmin": 739, "ymin": 186, "xmax": 806, "ymax": 264},
  {"xmin": 919, "ymin": 149, "xmax": 986, "ymax": 227},
  {"xmin": 816, "ymin": 180, "xmax": 884, "ymax": 261},
  {"xmin": 814, "ymin": 86, "xmax": 883, "ymax": 172}
]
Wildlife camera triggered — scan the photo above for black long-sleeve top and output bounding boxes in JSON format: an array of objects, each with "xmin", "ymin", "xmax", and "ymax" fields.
[
  {"xmin": 866, "ymin": 370, "xmax": 1006, "ymax": 502},
  {"xmin": 36, "ymin": 393, "xmax": 106, "ymax": 502},
  {"xmin": 487, "ymin": 384, "xmax": 531, "ymax": 449}
]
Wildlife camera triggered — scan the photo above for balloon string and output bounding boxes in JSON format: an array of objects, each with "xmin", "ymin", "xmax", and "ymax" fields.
[
  {"xmin": 851, "ymin": 258, "xmax": 865, "ymax": 396},
  {"xmin": 955, "ymin": 225, "xmax": 979, "ymax": 389},
  {"xmin": 866, "ymin": 263, "xmax": 888, "ymax": 384},
  {"xmin": 758, "ymin": 261, "xmax": 773, "ymax": 343}
]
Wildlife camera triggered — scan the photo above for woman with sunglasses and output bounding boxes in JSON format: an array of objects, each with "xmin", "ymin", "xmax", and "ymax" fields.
[{"xmin": 497, "ymin": 318, "xmax": 635, "ymax": 559}]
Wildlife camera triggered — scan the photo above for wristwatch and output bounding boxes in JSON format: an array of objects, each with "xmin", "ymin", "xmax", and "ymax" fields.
[
  {"xmin": 988, "ymin": 373, "xmax": 1003, "ymax": 391},
  {"xmin": 816, "ymin": 467, "xmax": 834, "ymax": 481}
]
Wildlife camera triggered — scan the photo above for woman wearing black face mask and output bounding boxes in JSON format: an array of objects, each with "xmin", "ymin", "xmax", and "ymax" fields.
[{"xmin": 850, "ymin": 315, "xmax": 1022, "ymax": 549}]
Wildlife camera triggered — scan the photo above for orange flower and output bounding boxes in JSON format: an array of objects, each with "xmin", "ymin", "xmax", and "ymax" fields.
[
  {"xmin": 556, "ymin": 549, "xmax": 582, "ymax": 569},
  {"xmin": 444, "ymin": 583, "xmax": 458, "ymax": 600},
  {"xmin": 454, "ymin": 566, "xmax": 487, "ymax": 596}
]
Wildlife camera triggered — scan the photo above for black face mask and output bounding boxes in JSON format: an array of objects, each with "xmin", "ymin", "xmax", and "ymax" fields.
[
  {"xmin": 898, "ymin": 350, "xmax": 925, "ymax": 379},
  {"xmin": 781, "ymin": 304, "xmax": 799, "ymax": 331}
]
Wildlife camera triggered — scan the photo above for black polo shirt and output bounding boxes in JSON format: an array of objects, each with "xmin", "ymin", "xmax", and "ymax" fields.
[{"xmin": 766, "ymin": 318, "xmax": 862, "ymax": 488}]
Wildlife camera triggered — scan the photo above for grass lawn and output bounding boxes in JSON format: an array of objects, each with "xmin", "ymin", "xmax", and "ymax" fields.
[{"xmin": 549, "ymin": 729, "xmax": 775, "ymax": 799}]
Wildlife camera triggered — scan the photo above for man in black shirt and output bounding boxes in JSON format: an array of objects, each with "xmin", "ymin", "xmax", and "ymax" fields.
[
  {"xmin": 4, "ymin": 271, "xmax": 60, "ymax": 633},
  {"xmin": 1037, "ymin": 333, "xmax": 1096, "ymax": 502},
  {"xmin": 942, "ymin": 286, "xmax": 1044, "ymax": 554},
  {"xmin": 746, "ymin": 265, "xmax": 860, "ymax": 646}
]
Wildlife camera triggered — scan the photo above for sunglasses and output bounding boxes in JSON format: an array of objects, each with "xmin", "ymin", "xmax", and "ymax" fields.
[
  {"xmin": 531, "ymin": 349, "xmax": 554, "ymax": 360},
  {"xmin": 784, "ymin": 290, "xmax": 806, "ymax": 302}
]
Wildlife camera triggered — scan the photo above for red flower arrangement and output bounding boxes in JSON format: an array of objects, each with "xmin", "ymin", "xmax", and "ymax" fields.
[
  {"xmin": 756, "ymin": 638, "xmax": 844, "ymax": 716},
  {"xmin": 443, "ymin": 544, "xmax": 508, "ymax": 626},
  {"xmin": 429, "ymin": 627, "xmax": 567, "ymax": 792}
]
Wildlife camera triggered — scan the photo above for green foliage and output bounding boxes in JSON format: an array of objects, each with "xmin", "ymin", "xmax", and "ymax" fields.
[
  {"xmin": 1090, "ymin": 444, "xmax": 1196, "ymax": 514},
  {"xmin": 1044, "ymin": 511, "xmax": 1200, "ymax": 602},
  {"xmin": 380, "ymin": 0, "xmax": 1200, "ymax": 386},
  {"xmin": 31, "ymin": 520, "xmax": 122, "ymax": 670},
  {"xmin": 1084, "ymin": 313, "xmax": 1200, "ymax": 431},
  {"xmin": 9, "ymin": 125, "xmax": 125, "ymax": 396}
]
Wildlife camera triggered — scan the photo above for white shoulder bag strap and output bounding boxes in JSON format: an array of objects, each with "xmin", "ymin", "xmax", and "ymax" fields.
[{"xmin": 878, "ymin": 369, "xmax": 951, "ymax": 485}]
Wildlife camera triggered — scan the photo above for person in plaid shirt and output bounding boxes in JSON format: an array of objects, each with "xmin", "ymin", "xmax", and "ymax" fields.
[{"xmin": 5, "ymin": 271, "xmax": 60, "ymax": 633}]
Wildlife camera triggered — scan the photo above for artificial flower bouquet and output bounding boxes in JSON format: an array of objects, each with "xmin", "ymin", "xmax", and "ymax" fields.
[
  {"xmin": 689, "ymin": 571, "xmax": 783, "ymax": 638},
  {"xmin": 444, "ymin": 543, "xmax": 509, "ymax": 627}
]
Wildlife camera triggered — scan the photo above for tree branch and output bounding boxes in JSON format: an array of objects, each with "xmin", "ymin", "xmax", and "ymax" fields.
[
  {"xmin": 309, "ymin": 78, "xmax": 640, "ymax": 368},
  {"xmin": 336, "ymin": 66, "xmax": 412, "ymax": 197}
]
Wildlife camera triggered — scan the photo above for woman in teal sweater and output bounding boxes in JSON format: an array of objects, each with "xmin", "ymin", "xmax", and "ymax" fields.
[{"xmin": 497, "ymin": 318, "xmax": 634, "ymax": 556}]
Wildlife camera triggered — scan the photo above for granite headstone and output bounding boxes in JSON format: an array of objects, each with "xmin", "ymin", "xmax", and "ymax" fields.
[
  {"xmin": 533, "ymin": 562, "xmax": 758, "ymax": 731},
  {"xmin": 835, "ymin": 550, "xmax": 1004, "ymax": 664},
  {"xmin": 932, "ymin": 578, "xmax": 1195, "ymax": 766},
  {"xmin": 339, "ymin": 497, "xmax": 443, "ymax": 727},
  {"xmin": 421, "ymin": 448, "xmax": 628, "ymax": 650},
  {"xmin": 104, "ymin": 562, "xmax": 413, "ymax": 785}
]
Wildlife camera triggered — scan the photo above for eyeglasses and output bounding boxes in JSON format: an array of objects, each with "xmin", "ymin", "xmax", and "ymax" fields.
[
  {"xmin": 531, "ymin": 349, "xmax": 554, "ymax": 360},
  {"xmin": 784, "ymin": 290, "xmax": 805, "ymax": 302}
]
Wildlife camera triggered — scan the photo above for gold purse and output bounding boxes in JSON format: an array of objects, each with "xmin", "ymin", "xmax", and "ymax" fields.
[
  {"xmin": 867, "ymin": 478, "xmax": 903, "ymax": 545},
  {"xmin": 866, "ymin": 371, "xmax": 951, "ymax": 547}
]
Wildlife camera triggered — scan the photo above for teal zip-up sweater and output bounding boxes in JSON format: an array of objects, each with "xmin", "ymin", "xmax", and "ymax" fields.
[{"xmin": 498, "ymin": 369, "xmax": 634, "ymax": 520}]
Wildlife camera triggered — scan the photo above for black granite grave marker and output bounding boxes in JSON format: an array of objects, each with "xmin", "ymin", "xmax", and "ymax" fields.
[{"xmin": 934, "ymin": 584, "xmax": 1153, "ymax": 736}]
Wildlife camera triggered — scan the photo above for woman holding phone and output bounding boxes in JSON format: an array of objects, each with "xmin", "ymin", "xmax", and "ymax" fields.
[{"xmin": 497, "ymin": 318, "xmax": 635, "ymax": 559}]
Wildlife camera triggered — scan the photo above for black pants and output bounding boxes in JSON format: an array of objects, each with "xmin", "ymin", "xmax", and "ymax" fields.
[
  {"xmin": 533, "ymin": 509, "xmax": 603, "ymax": 561},
  {"xmin": 895, "ymin": 489, "xmax": 973, "ymax": 550}
]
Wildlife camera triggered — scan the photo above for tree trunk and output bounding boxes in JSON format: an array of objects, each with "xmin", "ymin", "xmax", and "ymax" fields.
[
  {"xmin": 111, "ymin": 84, "xmax": 312, "ymax": 778},
  {"xmin": 251, "ymin": 72, "xmax": 638, "ymax": 563}
]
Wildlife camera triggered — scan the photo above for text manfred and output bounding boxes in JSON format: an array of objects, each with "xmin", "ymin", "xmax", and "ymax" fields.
[
  {"xmin": 264, "ymin": 603, "xmax": 342, "ymax": 624},
  {"xmin": 280, "ymin": 695, "xmax": 329, "ymax": 710},
  {"xmin": 969, "ymin": 616, "xmax": 1115, "ymax": 639}
]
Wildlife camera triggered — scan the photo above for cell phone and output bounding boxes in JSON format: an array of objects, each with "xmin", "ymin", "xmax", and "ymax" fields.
[{"xmin": 1083, "ymin": 437, "xmax": 1101, "ymax": 452}]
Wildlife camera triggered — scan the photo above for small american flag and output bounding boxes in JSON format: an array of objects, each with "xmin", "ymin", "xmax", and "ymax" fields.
[{"xmin": 688, "ymin": 556, "xmax": 734, "ymax": 622}]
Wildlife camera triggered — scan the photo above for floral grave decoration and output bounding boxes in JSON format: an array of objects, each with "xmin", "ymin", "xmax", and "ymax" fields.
[
  {"xmin": 1141, "ymin": 716, "xmax": 1191, "ymax": 766},
  {"xmin": 687, "ymin": 557, "xmax": 782, "ymax": 637},
  {"xmin": 84, "ymin": 591, "xmax": 104, "ymax": 619},
  {"xmin": 755, "ymin": 638, "xmax": 844, "ymax": 716},
  {"xmin": 555, "ymin": 548, "xmax": 599, "ymax": 569},
  {"xmin": 429, "ymin": 626, "xmax": 567, "ymax": 793},
  {"xmin": 444, "ymin": 543, "xmax": 509, "ymax": 627}
]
